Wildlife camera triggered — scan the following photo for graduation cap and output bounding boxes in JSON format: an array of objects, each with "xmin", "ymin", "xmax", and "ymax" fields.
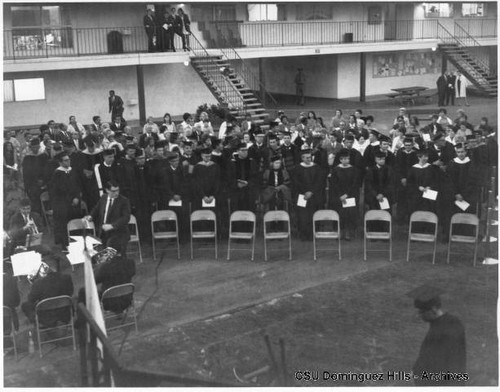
[
  {"xmin": 270, "ymin": 155, "xmax": 282, "ymax": 162},
  {"xmin": 379, "ymin": 134, "xmax": 391, "ymax": 144},
  {"xmin": 281, "ymin": 130, "xmax": 291, "ymax": 137},
  {"xmin": 103, "ymin": 148, "xmax": 115, "ymax": 156},
  {"xmin": 368, "ymin": 129, "xmax": 380, "ymax": 138},
  {"xmin": 83, "ymin": 135, "xmax": 96, "ymax": 147},
  {"xmin": 300, "ymin": 148, "xmax": 312, "ymax": 155},
  {"xmin": 432, "ymin": 132, "xmax": 445, "ymax": 142},
  {"xmin": 183, "ymin": 140, "xmax": 193, "ymax": 147},
  {"xmin": 199, "ymin": 147, "xmax": 212, "ymax": 155},
  {"xmin": 374, "ymin": 150, "xmax": 386, "ymax": 159},
  {"xmin": 237, "ymin": 142, "xmax": 248, "ymax": 150},
  {"xmin": 167, "ymin": 152, "xmax": 179, "ymax": 161},
  {"xmin": 406, "ymin": 284, "xmax": 444, "ymax": 311},
  {"xmin": 154, "ymin": 140, "xmax": 167, "ymax": 149},
  {"xmin": 267, "ymin": 133, "xmax": 278, "ymax": 141},
  {"xmin": 254, "ymin": 130, "xmax": 265, "ymax": 137},
  {"xmin": 403, "ymin": 137, "xmax": 414, "ymax": 144},
  {"xmin": 454, "ymin": 142, "xmax": 466, "ymax": 150}
]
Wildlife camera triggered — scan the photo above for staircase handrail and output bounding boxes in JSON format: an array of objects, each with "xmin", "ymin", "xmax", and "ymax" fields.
[
  {"xmin": 188, "ymin": 33, "xmax": 247, "ymax": 110},
  {"xmin": 437, "ymin": 21, "xmax": 490, "ymax": 75},
  {"xmin": 453, "ymin": 22, "xmax": 491, "ymax": 74},
  {"xmin": 213, "ymin": 24, "xmax": 277, "ymax": 107}
]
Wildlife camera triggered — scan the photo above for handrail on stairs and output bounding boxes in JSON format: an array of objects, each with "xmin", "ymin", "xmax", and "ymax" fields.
[
  {"xmin": 188, "ymin": 33, "xmax": 248, "ymax": 112},
  {"xmin": 218, "ymin": 46, "xmax": 278, "ymax": 107},
  {"xmin": 437, "ymin": 21, "xmax": 491, "ymax": 76}
]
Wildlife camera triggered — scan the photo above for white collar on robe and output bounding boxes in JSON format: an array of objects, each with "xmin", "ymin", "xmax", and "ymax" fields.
[
  {"xmin": 453, "ymin": 156, "xmax": 470, "ymax": 164},
  {"xmin": 413, "ymin": 163, "xmax": 430, "ymax": 168}
]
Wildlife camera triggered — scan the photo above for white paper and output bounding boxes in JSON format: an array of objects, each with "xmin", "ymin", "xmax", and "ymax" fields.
[
  {"xmin": 69, "ymin": 235, "xmax": 102, "ymax": 248},
  {"xmin": 66, "ymin": 252, "xmax": 86, "ymax": 266},
  {"xmin": 11, "ymin": 251, "xmax": 42, "ymax": 276},
  {"xmin": 297, "ymin": 194, "xmax": 307, "ymax": 207},
  {"xmin": 343, "ymin": 198, "xmax": 356, "ymax": 208},
  {"xmin": 455, "ymin": 200, "xmax": 470, "ymax": 211},
  {"xmin": 202, "ymin": 198, "xmax": 215, "ymax": 208},
  {"xmin": 379, "ymin": 197, "xmax": 390, "ymax": 210},
  {"xmin": 162, "ymin": 23, "xmax": 169, "ymax": 30},
  {"xmin": 422, "ymin": 133, "xmax": 431, "ymax": 142},
  {"xmin": 422, "ymin": 189, "xmax": 438, "ymax": 200},
  {"xmin": 169, "ymin": 199, "xmax": 182, "ymax": 207}
]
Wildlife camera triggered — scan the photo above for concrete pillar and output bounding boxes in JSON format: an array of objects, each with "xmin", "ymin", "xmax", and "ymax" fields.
[
  {"xmin": 136, "ymin": 65, "xmax": 146, "ymax": 125},
  {"xmin": 359, "ymin": 52, "xmax": 366, "ymax": 102}
]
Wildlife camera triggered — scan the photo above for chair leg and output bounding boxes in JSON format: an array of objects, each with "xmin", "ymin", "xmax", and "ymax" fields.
[
  {"xmin": 363, "ymin": 236, "xmax": 367, "ymax": 261},
  {"xmin": 176, "ymin": 235, "xmax": 180, "ymax": 260},
  {"xmin": 406, "ymin": 237, "xmax": 411, "ymax": 262},
  {"xmin": 313, "ymin": 236, "xmax": 317, "ymax": 261},
  {"xmin": 473, "ymin": 241, "xmax": 478, "ymax": 267},
  {"xmin": 432, "ymin": 239, "xmax": 437, "ymax": 265},
  {"xmin": 389, "ymin": 237, "xmax": 392, "ymax": 262},
  {"xmin": 264, "ymin": 237, "xmax": 268, "ymax": 261},
  {"xmin": 251, "ymin": 235, "xmax": 255, "ymax": 261},
  {"xmin": 138, "ymin": 241, "xmax": 143, "ymax": 264},
  {"xmin": 152, "ymin": 237, "xmax": 156, "ymax": 261},
  {"xmin": 288, "ymin": 236, "xmax": 292, "ymax": 261},
  {"xmin": 215, "ymin": 236, "xmax": 218, "ymax": 260},
  {"xmin": 227, "ymin": 238, "xmax": 231, "ymax": 261},
  {"xmin": 447, "ymin": 240, "xmax": 451, "ymax": 264},
  {"xmin": 338, "ymin": 237, "xmax": 341, "ymax": 261},
  {"xmin": 190, "ymin": 236, "xmax": 193, "ymax": 260}
]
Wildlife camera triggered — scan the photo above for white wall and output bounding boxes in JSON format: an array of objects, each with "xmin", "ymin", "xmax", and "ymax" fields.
[
  {"xmin": 337, "ymin": 53, "xmax": 361, "ymax": 99},
  {"xmin": 4, "ymin": 64, "xmax": 218, "ymax": 127}
]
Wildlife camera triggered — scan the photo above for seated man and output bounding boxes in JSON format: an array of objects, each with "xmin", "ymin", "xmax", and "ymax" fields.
[
  {"xmin": 261, "ymin": 156, "xmax": 292, "ymax": 210},
  {"xmin": 21, "ymin": 262, "xmax": 74, "ymax": 327},
  {"xmin": 8, "ymin": 199, "xmax": 46, "ymax": 253}
]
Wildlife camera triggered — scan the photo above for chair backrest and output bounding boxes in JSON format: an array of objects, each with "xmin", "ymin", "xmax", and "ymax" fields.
[
  {"xmin": 101, "ymin": 283, "xmax": 135, "ymax": 301},
  {"xmin": 67, "ymin": 219, "xmax": 95, "ymax": 235},
  {"xmin": 313, "ymin": 209, "xmax": 340, "ymax": 223},
  {"xmin": 151, "ymin": 210, "xmax": 178, "ymax": 224},
  {"xmin": 191, "ymin": 210, "xmax": 217, "ymax": 223},
  {"xmin": 409, "ymin": 211, "xmax": 438, "ymax": 225},
  {"xmin": 263, "ymin": 210, "xmax": 290, "ymax": 224},
  {"xmin": 230, "ymin": 211, "xmax": 256, "ymax": 224},
  {"xmin": 129, "ymin": 214, "xmax": 139, "ymax": 236},
  {"xmin": 450, "ymin": 213, "xmax": 479, "ymax": 227},
  {"xmin": 35, "ymin": 295, "xmax": 73, "ymax": 313},
  {"xmin": 365, "ymin": 210, "xmax": 391, "ymax": 224}
]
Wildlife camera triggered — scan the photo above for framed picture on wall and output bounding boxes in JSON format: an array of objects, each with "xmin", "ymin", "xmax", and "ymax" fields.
[{"xmin": 368, "ymin": 6, "xmax": 382, "ymax": 25}]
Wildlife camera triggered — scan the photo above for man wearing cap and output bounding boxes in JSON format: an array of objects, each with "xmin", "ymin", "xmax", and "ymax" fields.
[
  {"xmin": 192, "ymin": 147, "xmax": 221, "ymax": 210},
  {"xmin": 294, "ymin": 148, "xmax": 325, "ymax": 240},
  {"xmin": 94, "ymin": 149, "xmax": 118, "ymax": 200},
  {"xmin": 333, "ymin": 134, "xmax": 365, "ymax": 193},
  {"xmin": 180, "ymin": 141, "xmax": 200, "ymax": 209},
  {"xmin": 85, "ymin": 180, "xmax": 131, "ymax": 255},
  {"xmin": 364, "ymin": 151, "xmax": 395, "ymax": 213},
  {"xmin": 407, "ymin": 150, "xmax": 439, "ymax": 215},
  {"xmin": 395, "ymin": 137, "xmax": 418, "ymax": 224},
  {"xmin": 447, "ymin": 143, "xmax": 480, "ymax": 215},
  {"xmin": 228, "ymin": 142, "xmax": 257, "ymax": 211},
  {"xmin": 49, "ymin": 151, "xmax": 82, "ymax": 249},
  {"xmin": 116, "ymin": 144, "xmax": 138, "ymax": 202},
  {"xmin": 147, "ymin": 141, "xmax": 171, "ymax": 209},
  {"xmin": 133, "ymin": 149, "xmax": 153, "ymax": 240},
  {"xmin": 409, "ymin": 285, "xmax": 466, "ymax": 386},
  {"xmin": 261, "ymin": 155, "xmax": 292, "ymax": 210},
  {"xmin": 165, "ymin": 152, "xmax": 189, "ymax": 238},
  {"xmin": 21, "ymin": 138, "xmax": 49, "ymax": 214}
]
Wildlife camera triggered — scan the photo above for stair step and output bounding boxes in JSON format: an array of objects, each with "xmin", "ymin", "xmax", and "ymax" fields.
[{"xmin": 230, "ymin": 108, "xmax": 266, "ymax": 114}]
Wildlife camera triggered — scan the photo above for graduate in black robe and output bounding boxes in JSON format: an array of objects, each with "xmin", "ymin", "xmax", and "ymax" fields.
[
  {"xmin": 116, "ymin": 144, "xmax": 138, "ymax": 203},
  {"xmin": 447, "ymin": 143, "xmax": 480, "ymax": 215},
  {"xmin": 164, "ymin": 153, "xmax": 189, "ymax": 241},
  {"xmin": 407, "ymin": 150, "xmax": 439, "ymax": 214},
  {"xmin": 330, "ymin": 148, "xmax": 359, "ymax": 240},
  {"xmin": 394, "ymin": 138, "xmax": 419, "ymax": 224},
  {"xmin": 227, "ymin": 142, "xmax": 258, "ymax": 212},
  {"xmin": 409, "ymin": 285, "xmax": 466, "ymax": 386},
  {"xmin": 364, "ymin": 151, "xmax": 395, "ymax": 211},
  {"xmin": 21, "ymin": 138, "xmax": 48, "ymax": 214},
  {"xmin": 133, "ymin": 150, "xmax": 153, "ymax": 240},
  {"xmin": 333, "ymin": 135, "xmax": 365, "ymax": 196},
  {"xmin": 294, "ymin": 149, "xmax": 325, "ymax": 240},
  {"xmin": 147, "ymin": 141, "xmax": 171, "ymax": 209},
  {"xmin": 191, "ymin": 148, "xmax": 221, "ymax": 210},
  {"xmin": 72, "ymin": 139, "xmax": 103, "ymax": 211},
  {"xmin": 49, "ymin": 152, "xmax": 82, "ymax": 248}
]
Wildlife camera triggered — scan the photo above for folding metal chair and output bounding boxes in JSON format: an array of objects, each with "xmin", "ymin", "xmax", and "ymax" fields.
[
  {"xmin": 35, "ymin": 295, "xmax": 76, "ymax": 358},
  {"xmin": 447, "ymin": 213, "xmax": 480, "ymax": 266},
  {"xmin": 101, "ymin": 283, "xmax": 138, "ymax": 333},
  {"xmin": 407, "ymin": 211, "xmax": 438, "ymax": 264},
  {"xmin": 151, "ymin": 210, "xmax": 180, "ymax": 260},
  {"xmin": 227, "ymin": 211, "xmax": 256, "ymax": 261},
  {"xmin": 40, "ymin": 191, "xmax": 53, "ymax": 233},
  {"xmin": 263, "ymin": 210, "xmax": 292, "ymax": 261},
  {"xmin": 190, "ymin": 210, "xmax": 217, "ymax": 260},
  {"xmin": 128, "ymin": 215, "xmax": 143, "ymax": 264},
  {"xmin": 313, "ymin": 210, "xmax": 341, "ymax": 261},
  {"xmin": 364, "ymin": 210, "xmax": 392, "ymax": 261},
  {"xmin": 3, "ymin": 306, "xmax": 18, "ymax": 361}
]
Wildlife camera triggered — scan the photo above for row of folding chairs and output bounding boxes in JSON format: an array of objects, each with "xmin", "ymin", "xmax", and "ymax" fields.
[{"xmin": 67, "ymin": 209, "xmax": 480, "ymax": 266}]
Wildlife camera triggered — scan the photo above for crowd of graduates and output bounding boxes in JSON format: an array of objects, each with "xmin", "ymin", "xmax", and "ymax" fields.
[{"xmin": 4, "ymin": 104, "xmax": 497, "ymax": 253}]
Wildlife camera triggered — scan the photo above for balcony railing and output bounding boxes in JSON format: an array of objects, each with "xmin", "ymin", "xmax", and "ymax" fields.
[
  {"xmin": 4, "ymin": 18, "xmax": 497, "ymax": 60},
  {"xmin": 208, "ymin": 18, "xmax": 497, "ymax": 49}
]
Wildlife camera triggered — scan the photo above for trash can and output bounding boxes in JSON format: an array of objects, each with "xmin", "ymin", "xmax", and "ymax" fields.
[
  {"xmin": 107, "ymin": 31, "xmax": 123, "ymax": 54},
  {"xmin": 344, "ymin": 33, "xmax": 353, "ymax": 43}
]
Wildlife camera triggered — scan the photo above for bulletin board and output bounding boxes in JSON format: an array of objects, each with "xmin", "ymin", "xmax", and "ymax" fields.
[{"xmin": 373, "ymin": 52, "xmax": 441, "ymax": 78}]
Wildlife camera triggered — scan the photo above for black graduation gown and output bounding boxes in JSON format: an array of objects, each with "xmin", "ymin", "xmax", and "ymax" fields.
[
  {"xmin": 447, "ymin": 157, "xmax": 480, "ymax": 214},
  {"xmin": 364, "ymin": 165, "xmax": 395, "ymax": 210},
  {"xmin": 413, "ymin": 313, "xmax": 466, "ymax": 386},
  {"xmin": 228, "ymin": 156, "xmax": 257, "ymax": 211},
  {"xmin": 72, "ymin": 150, "xmax": 103, "ymax": 211},
  {"xmin": 191, "ymin": 161, "xmax": 221, "ymax": 209},
  {"xmin": 330, "ymin": 165, "xmax": 359, "ymax": 230},
  {"xmin": 407, "ymin": 164, "xmax": 439, "ymax": 213},
  {"xmin": 22, "ymin": 153, "xmax": 48, "ymax": 212},
  {"xmin": 116, "ymin": 157, "xmax": 137, "ymax": 202}
]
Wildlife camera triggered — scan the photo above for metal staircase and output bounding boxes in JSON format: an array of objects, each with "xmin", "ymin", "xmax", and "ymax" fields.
[
  {"xmin": 437, "ymin": 22, "xmax": 497, "ymax": 97},
  {"xmin": 189, "ymin": 34, "xmax": 276, "ymax": 130}
]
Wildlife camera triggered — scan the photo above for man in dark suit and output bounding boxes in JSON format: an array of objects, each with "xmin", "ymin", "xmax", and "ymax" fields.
[
  {"xmin": 21, "ymin": 262, "xmax": 74, "ymax": 326},
  {"xmin": 8, "ymin": 198, "xmax": 45, "ymax": 249},
  {"xmin": 85, "ymin": 179, "xmax": 131, "ymax": 255},
  {"xmin": 174, "ymin": 7, "xmax": 191, "ymax": 51},
  {"xmin": 108, "ymin": 90, "xmax": 124, "ymax": 122},
  {"xmin": 90, "ymin": 115, "xmax": 102, "ymax": 133},
  {"xmin": 109, "ymin": 115, "xmax": 127, "ymax": 135},
  {"xmin": 144, "ymin": 8, "xmax": 157, "ymax": 52}
]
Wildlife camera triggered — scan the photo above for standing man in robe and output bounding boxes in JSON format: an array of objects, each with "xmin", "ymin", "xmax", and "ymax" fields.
[{"xmin": 108, "ymin": 90, "xmax": 124, "ymax": 122}]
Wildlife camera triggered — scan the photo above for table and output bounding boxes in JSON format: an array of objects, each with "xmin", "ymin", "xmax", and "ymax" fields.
[{"xmin": 389, "ymin": 86, "xmax": 430, "ymax": 106}]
